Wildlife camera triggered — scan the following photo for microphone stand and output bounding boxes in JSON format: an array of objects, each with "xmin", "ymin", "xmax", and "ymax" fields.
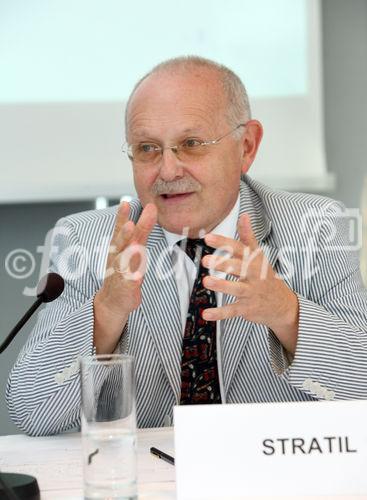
[
  {"xmin": 0, "ymin": 273, "xmax": 64, "ymax": 500},
  {"xmin": 0, "ymin": 297, "xmax": 42, "ymax": 354}
]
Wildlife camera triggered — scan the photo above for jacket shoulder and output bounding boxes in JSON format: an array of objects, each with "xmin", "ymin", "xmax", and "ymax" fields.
[
  {"xmin": 54, "ymin": 198, "xmax": 143, "ymax": 239},
  {"xmin": 243, "ymin": 175, "xmax": 344, "ymax": 214},
  {"xmin": 242, "ymin": 175, "xmax": 347, "ymax": 250}
]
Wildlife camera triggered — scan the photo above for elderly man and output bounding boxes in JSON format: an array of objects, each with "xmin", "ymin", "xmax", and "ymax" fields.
[{"xmin": 7, "ymin": 56, "xmax": 367, "ymax": 436}]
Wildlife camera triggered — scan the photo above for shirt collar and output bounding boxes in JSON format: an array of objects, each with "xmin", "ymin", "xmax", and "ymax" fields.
[{"xmin": 163, "ymin": 193, "xmax": 240, "ymax": 249}]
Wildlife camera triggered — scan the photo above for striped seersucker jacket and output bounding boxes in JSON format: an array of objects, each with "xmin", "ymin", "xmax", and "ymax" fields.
[{"xmin": 6, "ymin": 176, "xmax": 367, "ymax": 436}]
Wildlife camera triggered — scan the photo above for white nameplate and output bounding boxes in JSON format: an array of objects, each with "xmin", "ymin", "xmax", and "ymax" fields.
[{"xmin": 174, "ymin": 400, "xmax": 367, "ymax": 499}]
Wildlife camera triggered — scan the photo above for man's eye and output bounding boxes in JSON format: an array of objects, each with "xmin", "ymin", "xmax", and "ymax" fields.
[
  {"xmin": 182, "ymin": 138, "xmax": 202, "ymax": 148},
  {"xmin": 138, "ymin": 143, "xmax": 158, "ymax": 153}
]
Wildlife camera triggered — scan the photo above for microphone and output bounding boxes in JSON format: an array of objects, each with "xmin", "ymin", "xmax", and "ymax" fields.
[
  {"xmin": 0, "ymin": 273, "xmax": 64, "ymax": 500},
  {"xmin": 0, "ymin": 273, "xmax": 64, "ymax": 354}
]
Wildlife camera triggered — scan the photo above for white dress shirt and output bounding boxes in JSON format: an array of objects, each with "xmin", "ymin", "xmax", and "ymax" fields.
[{"xmin": 163, "ymin": 194, "xmax": 240, "ymax": 403}]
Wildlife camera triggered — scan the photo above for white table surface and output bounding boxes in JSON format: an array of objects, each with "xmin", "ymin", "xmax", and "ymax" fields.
[
  {"xmin": 0, "ymin": 427, "xmax": 175, "ymax": 499},
  {"xmin": 0, "ymin": 428, "xmax": 364, "ymax": 499}
]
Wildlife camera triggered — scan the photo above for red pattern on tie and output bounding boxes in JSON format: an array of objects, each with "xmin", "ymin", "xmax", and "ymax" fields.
[{"xmin": 179, "ymin": 239, "xmax": 222, "ymax": 405}]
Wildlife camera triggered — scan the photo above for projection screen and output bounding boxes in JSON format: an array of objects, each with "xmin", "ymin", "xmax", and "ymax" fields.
[{"xmin": 0, "ymin": 0, "xmax": 334, "ymax": 203}]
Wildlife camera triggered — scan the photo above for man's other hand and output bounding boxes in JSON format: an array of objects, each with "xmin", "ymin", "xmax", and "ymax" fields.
[{"xmin": 202, "ymin": 213, "xmax": 299, "ymax": 355}]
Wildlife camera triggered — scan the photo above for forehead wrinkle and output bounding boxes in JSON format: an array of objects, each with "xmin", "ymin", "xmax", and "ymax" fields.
[
  {"xmin": 128, "ymin": 108, "xmax": 222, "ymax": 137},
  {"xmin": 132, "ymin": 128, "xmax": 206, "ymax": 141},
  {"xmin": 129, "ymin": 105, "xmax": 218, "ymax": 124}
]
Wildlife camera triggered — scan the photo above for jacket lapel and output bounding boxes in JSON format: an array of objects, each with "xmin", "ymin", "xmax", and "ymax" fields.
[
  {"xmin": 140, "ymin": 224, "xmax": 182, "ymax": 402},
  {"xmin": 221, "ymin": 181, "xmax": 279, "ymax": 395}
]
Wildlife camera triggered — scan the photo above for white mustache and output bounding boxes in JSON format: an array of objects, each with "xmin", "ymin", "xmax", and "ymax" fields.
[{"xmin": 151, "ymin": 177, "xmax": 201, "ymax": 196}]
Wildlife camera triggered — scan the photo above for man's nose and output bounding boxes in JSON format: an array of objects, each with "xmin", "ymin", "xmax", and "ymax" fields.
[{"xmin": 158, "ymin": 148, "xmax": 184, "ymax": 181}]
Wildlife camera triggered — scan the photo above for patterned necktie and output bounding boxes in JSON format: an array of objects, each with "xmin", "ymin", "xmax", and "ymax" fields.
[{"xmin": 179, "ymin": 238, "xmax": 222, "ymax": 405}]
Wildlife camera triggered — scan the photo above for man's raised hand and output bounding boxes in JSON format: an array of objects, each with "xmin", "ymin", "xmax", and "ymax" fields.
[{"xmin": 93, "ymin": 202, "xmax": 157, "ymax": 353}]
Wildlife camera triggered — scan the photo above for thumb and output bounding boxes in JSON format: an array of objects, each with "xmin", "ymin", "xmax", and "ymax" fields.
[{"xmin": 238, "ymin": 213, "xmax": 258, "ymax": 249}]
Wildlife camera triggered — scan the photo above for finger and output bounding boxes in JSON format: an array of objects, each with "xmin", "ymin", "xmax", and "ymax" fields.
[
  {"xmin": 115, "ymin": 242, "xmax": 148, "ymax": 278},
  {"xmin": 113, "ymin": 219, "xmax": 136, "ymax": 250},
  {"xmin": 202, "ymin": 303, "xmax": 242, "ymax": 321},
  {"xmin": 112, "ymin": 202, "xmax": 157, "ymax": 252},
  {"xmin": 203, "ymin": 276, "xmax": 248, "ymax": 296},
  {"xmin": 111, "ymin": 201, "xmax": 130, "ymax": 244},
  {"xmin": 106, "ymin": 221, "xmax": 135, "ymax": 269},
  {"xmin": 238, "ymin": 213, "xmax": 258, "ymax": 251},
  {"xmin": 127, "ymin": 243, "xmax": 148, "ymax": 277},
  {"xmin": 134, "ymin": 203, "xmax": 158, "ymax": 245},
  {"xmin": 204, "ymin": 233, "xmax": 244, "ymax": 258},
  {"xmin": 202, "ymin": 255, "xmax": 243, "ymax": 277}
]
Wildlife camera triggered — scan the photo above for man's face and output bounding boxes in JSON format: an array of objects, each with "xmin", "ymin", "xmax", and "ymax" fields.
[{"xmin": 126, "ymin": 69, "xmax": 252, "ymax": 237}]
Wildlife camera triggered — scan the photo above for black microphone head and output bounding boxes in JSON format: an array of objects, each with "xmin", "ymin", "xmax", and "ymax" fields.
[{"xmin": 36, "ymin": 273, "xmax": 65, "ymax": 303}]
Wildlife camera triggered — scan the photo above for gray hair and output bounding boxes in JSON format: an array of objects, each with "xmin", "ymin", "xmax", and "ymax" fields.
[{"xmin": 124, "ymin": 55, "xmax": 251, "ymax": 136}]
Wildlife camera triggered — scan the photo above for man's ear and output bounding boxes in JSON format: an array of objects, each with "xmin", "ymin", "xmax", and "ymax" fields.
[{"xmin": 240, "ymin": 120, "xmax": 263, "ymax": 175}]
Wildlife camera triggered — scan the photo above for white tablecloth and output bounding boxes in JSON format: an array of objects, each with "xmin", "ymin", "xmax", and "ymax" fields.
[{"xmin": 0, "ymin": 427, "xmax": 175, "ymax": 499}]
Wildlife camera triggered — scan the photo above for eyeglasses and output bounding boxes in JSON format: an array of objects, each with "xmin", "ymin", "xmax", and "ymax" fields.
[{"xmin": 122, "ymin": 123, "xmax": 246, "ymax": 165}]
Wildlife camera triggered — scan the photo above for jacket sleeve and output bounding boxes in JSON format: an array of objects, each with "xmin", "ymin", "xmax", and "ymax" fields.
[
  {"xmin": 6, "ymin": 217, "xmax": 100, "ymax": 436},
  {"xmin": 269, "ymin": 201, "xmax": 367, "ymax": 399}
]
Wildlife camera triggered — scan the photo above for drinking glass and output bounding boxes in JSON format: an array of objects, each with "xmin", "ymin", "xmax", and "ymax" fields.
[{"xmin": 80, "ymin": 354, "xmax": 137, "ymax": 500}]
